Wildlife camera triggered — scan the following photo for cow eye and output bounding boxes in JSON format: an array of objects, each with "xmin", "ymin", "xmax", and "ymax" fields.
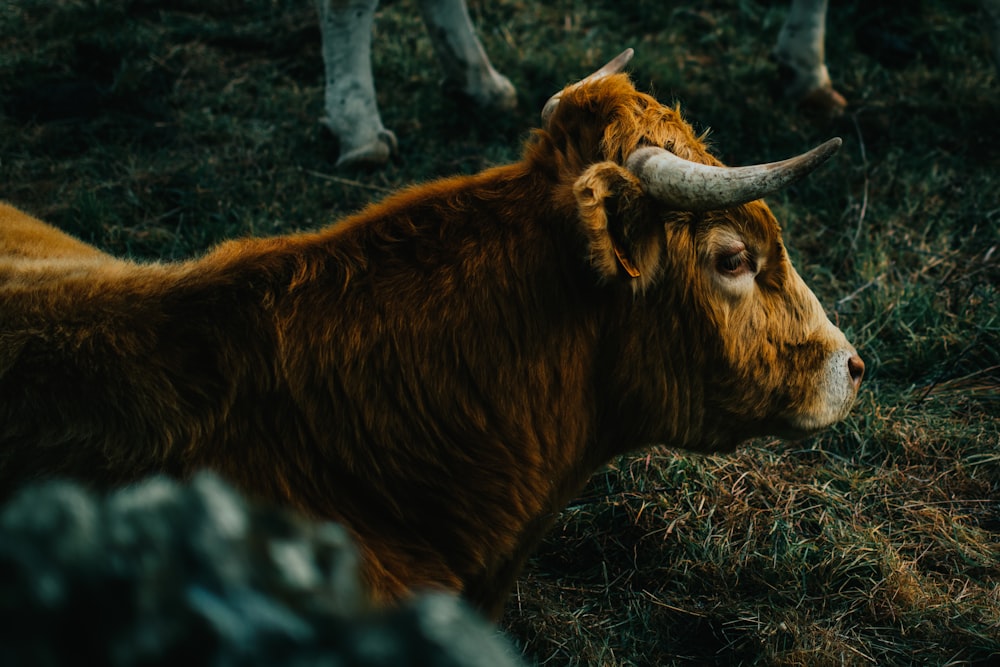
[{"xmin": 716, "ymin": 246, "xmax": 755, "ymax": 276}]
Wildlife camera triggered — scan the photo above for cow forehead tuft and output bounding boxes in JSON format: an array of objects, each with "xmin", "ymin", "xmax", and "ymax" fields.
[{"xmin": 552, "ymin": 74, "xmax": 718, "ymax": 167}]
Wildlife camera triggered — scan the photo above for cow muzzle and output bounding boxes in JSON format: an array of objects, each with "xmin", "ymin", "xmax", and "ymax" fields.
[{"xmin": 787, "ymin": 344, "xmax": 865, "ymax": 436}]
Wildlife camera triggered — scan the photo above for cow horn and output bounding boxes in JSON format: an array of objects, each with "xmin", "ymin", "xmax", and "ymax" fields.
[
  {"xmin": 541, "ymin": 48, "xmax": 635, "ymax": 124},
  {"xmin": 625, "ymin": 138, "xmax": 843, "ymax": 211}
]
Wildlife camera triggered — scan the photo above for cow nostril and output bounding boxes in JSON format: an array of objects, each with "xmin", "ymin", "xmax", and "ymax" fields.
[{"xmin": 847, "ymin": 354, "xmax": 865, "ymax": 389}]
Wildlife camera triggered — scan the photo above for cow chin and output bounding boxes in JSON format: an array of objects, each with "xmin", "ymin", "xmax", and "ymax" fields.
[{"xmin": 784, "ymin": 347, "xmax": 860, "ymax": 436}]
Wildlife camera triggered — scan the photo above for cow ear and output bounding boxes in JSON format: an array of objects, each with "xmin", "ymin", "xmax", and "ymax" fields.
[{"xmin": 574, "ymin": 162, "xmax": 663, "ymax": 290}]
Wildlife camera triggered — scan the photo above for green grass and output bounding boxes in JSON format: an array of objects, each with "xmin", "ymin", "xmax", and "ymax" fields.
[{"xmin": 2, "ymin": 0, "xmax": 998, "ymax": 664}]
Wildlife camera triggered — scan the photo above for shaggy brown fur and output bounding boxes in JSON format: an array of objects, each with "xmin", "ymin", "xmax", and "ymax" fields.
[{"xmin": 0, "ymin": 74, "xmax": 856, "ymax": 619}]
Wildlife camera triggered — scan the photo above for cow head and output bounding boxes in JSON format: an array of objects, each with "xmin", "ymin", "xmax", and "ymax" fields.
[{"xmin": 534, "ymin": 50, "xmax": 863, "ymax": 451}]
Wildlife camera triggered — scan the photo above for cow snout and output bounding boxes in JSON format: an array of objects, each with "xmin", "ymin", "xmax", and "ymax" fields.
[
  {"xmin": 784, "ymin": 344, "xmax": 863, "ymax": 436},
  {"xmin": 848, "ymin": 353, "xmax": 865, "ymax": 391}
]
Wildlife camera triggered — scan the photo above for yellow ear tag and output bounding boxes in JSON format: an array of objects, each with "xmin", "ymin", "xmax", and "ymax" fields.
[{"xmin": 613, "ymin": 245, "xmax": 641, "ymax": 279}]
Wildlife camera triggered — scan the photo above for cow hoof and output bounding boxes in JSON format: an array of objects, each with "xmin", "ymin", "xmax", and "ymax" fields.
[
  {"xmin": 334, "ymin": 130, "xmax": 399, "ymax": 169},
  {"xmin": 772, "ymin": 58, "xmax": 846, "ymax": 119},
  {"xmin": 462, "ymin": 71, "xmax": 518, "ymax": 111},
  {"xmin": 797, "ymin": 84, "xmax": 848, "ymax": 119}
]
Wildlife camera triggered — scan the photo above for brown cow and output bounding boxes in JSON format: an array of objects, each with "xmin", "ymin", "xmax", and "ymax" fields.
[{"xmin": 0, "ymin": 50, "xmax": 862, "ymax": 620}]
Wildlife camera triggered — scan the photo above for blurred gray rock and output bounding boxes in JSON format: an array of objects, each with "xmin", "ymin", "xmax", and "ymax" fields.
[{"xmin": 0, "ymin": 472, "xmax": 525, "ymax": 667}]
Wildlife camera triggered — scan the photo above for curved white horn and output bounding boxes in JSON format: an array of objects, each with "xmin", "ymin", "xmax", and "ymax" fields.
[
  {"xmin": 625, "ymin": 138, "xmax": 842, "ymax": 211},
  {"xmin": 541, "ymin": 48, "xmax": 635, "ymax": 124}
]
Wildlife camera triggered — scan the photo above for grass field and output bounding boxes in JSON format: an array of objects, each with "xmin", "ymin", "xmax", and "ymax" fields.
[{"xmin": 2, "ymin": 0, "xmax": 998, "ymax": 664}]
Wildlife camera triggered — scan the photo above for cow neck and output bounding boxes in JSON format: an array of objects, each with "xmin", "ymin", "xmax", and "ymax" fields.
[{"xmin": 588, "ymin": 271, "xmax": 713, "ymax": 458}]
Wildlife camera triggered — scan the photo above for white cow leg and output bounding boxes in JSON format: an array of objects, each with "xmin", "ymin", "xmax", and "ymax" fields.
[
  {"xmin": 417, "ymin": 0, "xmax": 517, "ymax": 110},
  {"xmin": 774, "ymin": 0, "xmax": 847, "ymax": 116},
  {"xmin": 315, "ymin": 0, "xmax": 398, "ymax": 167}
]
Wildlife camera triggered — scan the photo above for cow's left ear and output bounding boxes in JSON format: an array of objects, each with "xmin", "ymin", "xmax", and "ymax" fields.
[{"xmin": 574, "ymin": 162, "xmax": 663, "ymax": 290}]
